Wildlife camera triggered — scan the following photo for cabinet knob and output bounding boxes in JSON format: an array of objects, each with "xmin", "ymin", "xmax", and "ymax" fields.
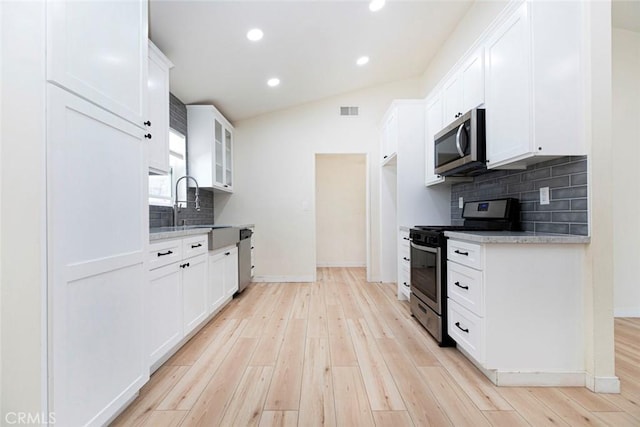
[
  {"xmin": 225, "ymin": 252, "xmax": 231, "ymax": 256},
  {"xmin": 403, "ymin": 282, "xmax": 409, "ymax": 287},
  {"xmin": 383, "ymin": 155, "xmax": 388, "ymax": 159},
  {"xmin": 144, "ymin": 120, "xmax": 151, "ymax": 126},
  {"xmin": 403, "ymin": 257, "xmax": 410, "ymax": 261},
  {"xmin": 224, "ymin": 185, "xmax": 229, "ymax": 188},
  {"xmin": 144, "ymin": 134, "xmax": 152, "ymax": 139}
]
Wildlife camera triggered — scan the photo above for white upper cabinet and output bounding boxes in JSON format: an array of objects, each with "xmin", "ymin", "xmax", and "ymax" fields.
[
  {"xmin": 484, "ymin": 1, "xmax": 586, "ymax": 169},
  {"xmin": 46, "ymin": 0, "xmax": 148, "ymax": 126},
  {"xmin": 425, "ymin": 94, "xmax": 445, "ymax": 186},
  {"xmin": 187, "ymin": 105, "xmax": 234, "ymax": 192},
  {"xmin": 442, "ymin": 48, "xmax": 485, "ymax": 127},
  {"xmin": 381, "ymin": 109, "xmax": 399, "ymax": 164},
  {"xmin": 147, "ymin": 41, "xmax": 174, "ymax": 175}
]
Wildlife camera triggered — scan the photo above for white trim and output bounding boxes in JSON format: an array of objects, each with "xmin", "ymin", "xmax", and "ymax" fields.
[
  {"xmin": 495, "ymin": 371, "xmax": 586, "ymax": 387},
  {"xmin": 316, "ymin": 262, "xmax": 366, "ymax": 268},
  {"xmin": 252, "ymin": 275, "xmax": 314, "ymax": 283},
  {"xmin": 585, "ymin": 373, "xmax": 621, "ymax": 393},
  {"xmin": 614, "ymin": 308, "xmax": 640, "ymax": 318}
]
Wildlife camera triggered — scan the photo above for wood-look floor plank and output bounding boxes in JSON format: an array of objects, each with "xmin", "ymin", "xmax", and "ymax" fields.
[
  {"xmin": 180, "ymin": 337, "xmax": 259, "ymax": 427},
  {"xmin": 347, "ymin": 319, "xmax": 405, "ymax": 411},
  {"xmin": 497, "ymin": 387, "xmax": 569, "ymax": 427},
  {"xmin": 418, "ymin": 366, "xmax": 489, "ymax": 427},
  {"xmin": 140, "ymin": 411, "xmax": 187, "ymax": 427},
  {"xmin": 558, "ymin": 387, "xmax": 623, "ymax": 412},
  {"xmin": 264, "ymin": 318, "xmax": 307, "ymax": 410},
  {"xmin": 371, "ymin": 411, "xmax": 414, "ymax": 427},
  {"xmin": 529, "ymin": 387, "xmax": 608, "ymax": 427},
  {"xmin": 250, "ymin": 315, "xmax": 289, "ymax": 366},
  {"xmin": 157, "ymin": 319, "xmax": 246, "ymax": 410},
  {"xmin": 326, "ymin": 304, "xmax": 358, "ymax": 367},
  {"xmin": 111, "ymin": 365, "xmax": 189, "ymax": 427},
  {"xmin": 601, "ymin": 393, "xmax": 640, "ymax": 422},
  {"xmin": 593, "ymin": 411, "xmax": 640, "ymax": 427},
  {"xmin": 307, "ymin": 282, "xmax": 329, "ymax": 338},
  {"xmin": 481, "ymin": 410, "xmax": 530, "ymax": 427},
  {"xmin": 219, "ymin": 366, "xmax": 274, "ymax": 427},
  {"xmin": 376, "ymin": 338, "xmax": 452, "ymax": 426},
  {"xmin": 258, "ymin": 411, "xmax": 299, "ymax": 427},
  {"xmin": 298, "ymin": 338, "xmax": 336, "ymax": 427},
  {"xmin": 333, "ymin": 367, "xmax": 375, "ymax": 427},
  {"xmin": 290, "ymin": 285, "xmax": 311, "ymax": 319},
  {"xmin": 164, "ymin": 318, "xmax": 226, "ymax": 366}
]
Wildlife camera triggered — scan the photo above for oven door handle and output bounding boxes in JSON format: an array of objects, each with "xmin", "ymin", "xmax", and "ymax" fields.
[{"xmin": 411, "ymin": 241, "xmax": 439, "ymax": 254}]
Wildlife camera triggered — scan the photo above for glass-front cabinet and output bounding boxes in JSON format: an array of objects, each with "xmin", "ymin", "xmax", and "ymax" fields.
[{"xmin": 186, "ymin": 105, "xmax": 234, "ymax": 193}]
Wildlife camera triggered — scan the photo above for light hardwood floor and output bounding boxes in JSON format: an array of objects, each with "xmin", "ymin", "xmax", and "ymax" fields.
[{"xmin": 112, "ymin": 267, "xmax": 640, "ymax": 426}]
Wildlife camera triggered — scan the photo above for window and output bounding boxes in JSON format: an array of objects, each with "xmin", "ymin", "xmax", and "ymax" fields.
[{"xmin": 149, "ymin": 129, "xmax": 187, "ymax": 206}]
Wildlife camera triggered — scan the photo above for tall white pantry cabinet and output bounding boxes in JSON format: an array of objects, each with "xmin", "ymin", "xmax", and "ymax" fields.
[{"xmin": 46, "ymin": 1, "xmax": 150, "ymax": 425}]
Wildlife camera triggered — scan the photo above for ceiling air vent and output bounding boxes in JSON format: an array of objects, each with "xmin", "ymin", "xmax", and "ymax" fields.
[{"xmin": 340, "ymin": 106, "xmax": 359, "ymax": 117}]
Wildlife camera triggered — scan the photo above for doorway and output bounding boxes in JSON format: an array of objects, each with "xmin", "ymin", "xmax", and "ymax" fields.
[{"xmin": 315, "ymin": 154, "xmax": 367, "ymax": 271}]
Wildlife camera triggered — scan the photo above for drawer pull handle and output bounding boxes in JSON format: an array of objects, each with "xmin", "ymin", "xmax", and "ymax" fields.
[
  {"xmin": 251, "ymin": 246, "xmax": 255, "ymax": 250},
  {"xmin": 403, "ymin": 282, "xmax": 409, "ymax": 287},
  {"xmin": 403, "ymin": 237, "xmax": 410, "ymax": 241},
  {"xmin": 180, "ymin": 262, "xmax": 190, "ymax": 268},
  {"xmin": 191, "ymin": 243, "xmax": 202, "ymax": 248},
  {"xmin": 225, "ymin": 252, "xmax": 231, "ymax": 256},
  {"xmin": 454, "ymin": 281, "xmax": 469, "ymax": 290},
  {"xmin": 157, "ymin": 250, "xmax": 173, "ymax": 257},
  {"xmin": 418, "ymin": 303, "xmax": 427, "ymax": 314},
  {"xmin": 454, "ymin": 250, "xmax": 469, "ymax": 256},
  {"xmin": 455, "ymin": 322, "xmax": 469, "ymax": 333},
  {"xmin": 403, "ymin": 257, "xmax": 410, "ymax": 262},
  {"xmin": 252, "ymin": 265, "xmax": 255, "ymax": 269}
]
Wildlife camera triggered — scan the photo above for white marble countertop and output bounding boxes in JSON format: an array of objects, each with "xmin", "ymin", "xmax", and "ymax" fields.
[
  {"xmin": 444, "ymin": 230, "xmax": 590, "ymax": 244},
  {"xmin": 150, "ymin": 224, "xmax": 254, "ymax": 242}
]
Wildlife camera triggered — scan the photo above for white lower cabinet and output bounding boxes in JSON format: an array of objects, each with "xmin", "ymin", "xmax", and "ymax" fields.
[
  {"xmin": 147, "ymin": 234, "xmax": 210, "ymax": 369},
  {"xmin": 397, "ymin": 229, "xmax": 411, "ymax": 300},
  {"xmin": 209, "ymin": 246, "xmax": 239, "ymax": 310},
  {"xmin": 182, "ymin": 253, "xmax": 209, "ymax": 333},
  {"xmin": 446, "ymin": 237, "xmax": 586, "ymax": 386}
]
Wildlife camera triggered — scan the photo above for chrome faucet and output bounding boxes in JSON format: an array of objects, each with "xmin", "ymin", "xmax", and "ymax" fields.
[{"xmin": 174, "ymin": 175, "xmax": 200, "ymax": 227}]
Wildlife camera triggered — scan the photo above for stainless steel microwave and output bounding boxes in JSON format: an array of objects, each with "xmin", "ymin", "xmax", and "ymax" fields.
[{"xmin": 434, "ymin": 108, "xmax": 486, "ymax": 176}]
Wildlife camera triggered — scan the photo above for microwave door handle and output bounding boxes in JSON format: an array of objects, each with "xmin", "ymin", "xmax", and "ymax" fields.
[{"xmin": 455, "ymin": 123, "xmax": 465, "ymax": 157}]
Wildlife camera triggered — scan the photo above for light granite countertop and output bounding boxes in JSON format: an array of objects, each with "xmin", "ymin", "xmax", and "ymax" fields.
[
  {"xmin": 399, "ymin": 225, "xmax": 411, "ymax": 232},
  {"xmin": 444, "ymin": 230, "xmax": 590, "ymax": 244},
  {"xmin": 150, "ymin": 224, "xmax": 255, "ymax": 242}
]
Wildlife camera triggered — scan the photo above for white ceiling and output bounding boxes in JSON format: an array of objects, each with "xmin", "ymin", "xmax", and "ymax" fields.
[
  {"xmin": 612, "ymin": 0, "xmax": 640, "ymax": 33},
  {"xmin": 149, "ymin": 0, "xmax": 473, "ymax": 122}
]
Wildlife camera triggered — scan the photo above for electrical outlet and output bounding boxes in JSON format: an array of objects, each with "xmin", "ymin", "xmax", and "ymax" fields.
[
  {"xmin": 540, "ymin": 187, "xmax": 550, "ymax": 205},
  {"xmin": 459, "ymin": 197, "xmax": 464, "ymax": 209}
]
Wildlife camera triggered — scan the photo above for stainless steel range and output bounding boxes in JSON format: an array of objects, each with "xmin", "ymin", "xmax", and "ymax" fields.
[{"xmin": 409, "ymin": 198, "xmax": 520, "ymax": 346}]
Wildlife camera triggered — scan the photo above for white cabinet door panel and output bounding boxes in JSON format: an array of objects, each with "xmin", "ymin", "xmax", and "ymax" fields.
[
  {"xmin": 182, "ymin": 253, "xmax": 209, "ymax": 333},
  {"xmin": 47, "ymin": 85, "xmax": 147, "ymax": 426},
  {"xmin": 224, "ymin": 248, "xmax": 239, "ymax": 298},
  {"xmin": 208, "ymin": 251, "xmax": 226, "ymax": 313},
  {"xmin": 148, "ymin": 264, "xmax": 182, "ymax": 366},
  {"xmin": 147, "ymin": 42, "xmax": 172, "ymax": 173},
  {"xmin": 484, "ymin": 3, "xmax": 530, "ymax": 167},
  {"xmin": 46, "ymin": 0, "xmax": 148, "ymax": 125},
  {"xmin": 461, "ymin": 49, "xmax": 485, "ymax": 112}
]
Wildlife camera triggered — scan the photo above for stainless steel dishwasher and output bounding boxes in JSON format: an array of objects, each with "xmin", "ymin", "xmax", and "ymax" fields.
[{"xmin": 237, "ymin": 228, "xmax": 253, "ymax": 293}]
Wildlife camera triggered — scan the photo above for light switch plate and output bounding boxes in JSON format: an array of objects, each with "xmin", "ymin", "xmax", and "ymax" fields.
[
  {"xmin": 459, "ymin": 197, "xmax": 464, "ymax": 209},
  {"xmin": 540, "ymin": 187, "xmax": 550, "ymax": 205}
]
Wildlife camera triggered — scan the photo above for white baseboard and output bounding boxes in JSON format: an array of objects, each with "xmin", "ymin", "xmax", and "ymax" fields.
[
  {"xmin": 316, "ymin": 262, "xmax": 366, "ymax": 267},
  {"xmin": 614, "ymin": 308, "xmax": 640, "ymax": 318},
  {"xmin": 495, "ymin": 371, "xmax": 586, "ymax": 387},
  {"xmin": 586, "ymin": 373, "xmax": 621, "ymax": 393},
  {"xmin": 253, "ymin": 275, "xmax": 314, "ymax": 283}
]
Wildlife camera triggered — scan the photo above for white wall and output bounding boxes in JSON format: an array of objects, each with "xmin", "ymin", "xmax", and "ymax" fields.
[
  {"xmin": 315, "ymin": 154, "xmax": 366, "ymax": 267},
  {"xmin": 214, "ymin": 78, "xmax": 421, "ymax": 282},
  {"xmin": 612, "ymin": 28, "xmax": 640, "ymax": 317},
  {"xmin": 1, "ymin": 0, "xmax": 47, "ymax": 419}
]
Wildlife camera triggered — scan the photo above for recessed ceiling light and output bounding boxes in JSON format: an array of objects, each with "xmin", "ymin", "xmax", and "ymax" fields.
[
  {"xmin": 247, "ymin": 28, "xmax": 264, "ymax": 42},
  {"xmin": 267, "ymin": 78, "xmax": 280, "ymax": 87},
  {"xmin": 369, "ymin": 0, "xmax": 385, "ymax": 12},
  {"xmin": 357, "ymin": 56, "xmax": 370, "ymax": 66}
]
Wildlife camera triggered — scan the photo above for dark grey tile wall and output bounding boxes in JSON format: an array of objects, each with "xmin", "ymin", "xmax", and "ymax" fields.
[
  {"xmin": 450, "ymin": 156, "xmax": 588, "ymax": 235},
  {"xmin": 149, "ymin": 93, "xmax": 215, "ymax": 227}
]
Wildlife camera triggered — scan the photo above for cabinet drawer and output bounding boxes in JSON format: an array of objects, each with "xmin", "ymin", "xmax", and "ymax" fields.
[
  {"xmin": 399, "ymin": 264, "xmax": 410, "ymax": 289},
  {"xmin": 182, "ymin": 234, "xmax": 208, "ymax": 259},
  {"xmin": 448, "ymin": 299, "xmax": 485, "ymax": 364},
  {"xmin": 149, "ymin": 239, "xmax": 183, "ymax": 270},
  {"xmin": 448, "ymin": 240, "xmax": 482, "ymax": 269},
  {"xmin": 447, "ymin": 261, "xmax": 484, "ymax": 316}
]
